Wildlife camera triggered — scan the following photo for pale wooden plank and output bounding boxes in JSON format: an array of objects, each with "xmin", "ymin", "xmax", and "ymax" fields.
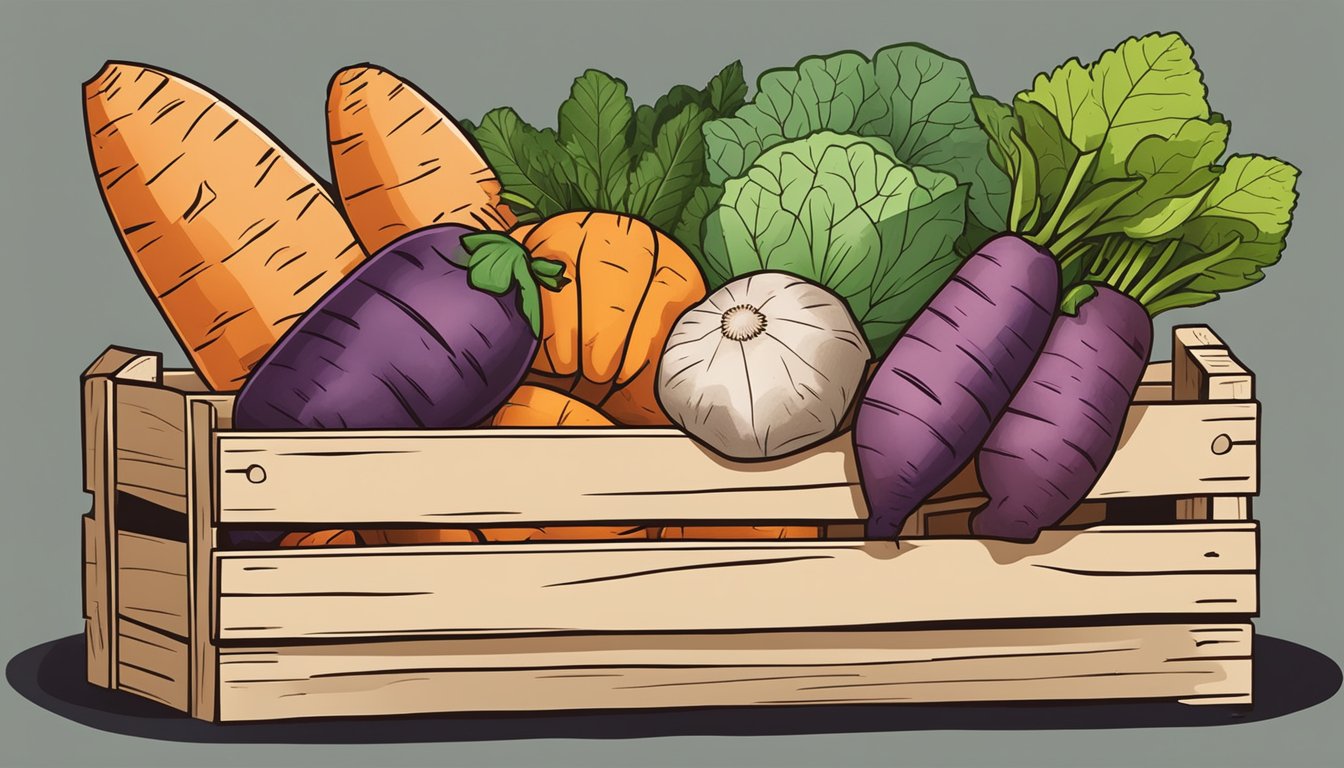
[
  {"xmin": 82, "ymin": 375, "xmax": 117, "ymax": 688},
  {"xmin": 1211, "ymin": 497, "xmax": 1251, "ymax": 521},
  {"xmin": 187, "ymin": 400, "xmax": 219, "ymax": 721},
  {"xmin": 217, "ymin": 429, "xmax": 863, "ymax": 525},
  {"xmin": 1173, "ymin": 326, "xmax": 1255, "ymax": 402},
  {"xmin": 82, "ymin": 512, "xmax": 108, "ymax": 688},
  {"xmin": 215, "ymin": 402, "xmax": 1257, "ymax": 526},
  {"xmin": 115, "ymin": 384, "xmax": 187, "ymax": 513},
  {"xmin": 118, "ymin": 620, "xmax": 188, "ymax": 712},
  {"xmin": 215, "ymin": 524, "xmax": 1257, "ymax": 640},
  {"xmin": 117, "ymin": 532, "xmax": 188, "ymax": 638},
  {"xmin": 1089, "ymin": 402, "xmax": 1257, "ymax": 498},
  {"xmin": 161, "ymin": 370, "xmax": 210, "ymax": 393},
  {"xmin": 1135, "ymin": 360, "xmax": 1174, "ymax": 403},
  {"xmin": 215, "ymin": 623, "xmax": 1251, "ymax": 720}
]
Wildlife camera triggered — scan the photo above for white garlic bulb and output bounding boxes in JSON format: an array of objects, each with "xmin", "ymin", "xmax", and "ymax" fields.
[{"xmin": 657, "ymin": 271, "xmax": 871, "ymax": 460}]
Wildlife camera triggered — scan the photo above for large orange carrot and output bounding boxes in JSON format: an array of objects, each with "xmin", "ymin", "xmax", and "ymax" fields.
[
  {"xmin": 327, "ymin": 65, "xmax": 515, "ymax": 252},
  {"xmin": 84, "ymin": 62, "xmax": 366, "ymax": 391}
]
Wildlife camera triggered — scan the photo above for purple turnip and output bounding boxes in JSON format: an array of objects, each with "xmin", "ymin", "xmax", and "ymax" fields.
[
  {"xmin": 234, "ymin": 224, "xmax": 567, "ymax": 430},
  {"xmin": 972, "ymin": 285, "xmax": 1151, "ymax": 540},
  {"xmin": 854, "ymin": 235, "xmax": 1059, "ymax": 539}
]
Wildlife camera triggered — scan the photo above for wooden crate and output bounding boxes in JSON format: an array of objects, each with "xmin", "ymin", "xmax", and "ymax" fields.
[{"xmin": 80, "ymin": 324, "xmax": 1259, "ymax": 721}]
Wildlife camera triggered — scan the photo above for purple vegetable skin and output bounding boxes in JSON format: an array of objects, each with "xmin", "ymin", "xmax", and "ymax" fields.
[
  {"xmin": 234, "ymin": 225, "xmax": 549, "ymax": 430},
  {"xmin": 972, "ymin": 286, "xmax": 1152, "ymax": 541},
  {"xmin": 855, "ymin": 234, "xmax": 1060, "ymax": 539}
]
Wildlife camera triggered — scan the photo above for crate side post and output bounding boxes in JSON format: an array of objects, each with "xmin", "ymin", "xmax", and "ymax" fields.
[
  {"xmin": 1172, "ymin": 326, "xmax": 1257, "ymax": 522},
  {"xmin": 81, "ymin": 347, "xmax": 160, "ymax": 690},
  {"xmin": 187, "ymin": 399, "xmax": 219, "ymax": 721}
]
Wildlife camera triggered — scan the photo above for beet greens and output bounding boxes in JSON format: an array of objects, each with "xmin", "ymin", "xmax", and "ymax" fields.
[{"xmin": 968, "ymin": 37, "xmax": 1299, "ymax": 542}]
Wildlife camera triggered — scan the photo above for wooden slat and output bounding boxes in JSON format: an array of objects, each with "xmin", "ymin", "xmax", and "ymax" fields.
[
  {"xmin": 115, "ymin": 384, "xmax": 187, "ymax": 513},
  {"xmin": 1211, "ymin": 497, "xmax": 1251, "ymax": 521},
  {"xmin": 118, "ymin": 620, "xmax": 188, "ymax": 712},
  {"xmin": 1088, "ymin": 402, "xmax": 1257, "ymax": 498},
  {"xmin": 215, "ymin": 524, "xmax": 1256, "ymax": 640},
  {"xmin": 82, "ymin": 375, "xmax": 116, "ymax": 688},
  {"xmin": 187, "ymin": 400, "xmax": 219, "ymax": 721},
  {"xmin": 1171, "ymin": 326, "xmax": 1258, "ymax": 521},
  {"xmin": 1173, "ymin": 326, "xmax": 1255, "ymax": 402},
  {"xmin": 1134, "ymin": 360, "xmax": 1174, "ymax": 403},
  {"xmin": 215, "ymin": 623, "xmax": 1251, "ymax": 720},
  {"xmin": 82, "ymin": 512, "xmax": 108, "ymax": 688},
  {"xmin": 117, "ymin": 531, "xmax": 187, "ymax": 638},
  {"xmin": 216, "ymin": 400, "xmax": 1257, "ymax": 526}
]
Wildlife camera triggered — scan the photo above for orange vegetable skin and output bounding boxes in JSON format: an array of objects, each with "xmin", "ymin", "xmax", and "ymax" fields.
[
  {"xmin": 84, "ymin": 62, "xmax": 366, "ymax": 391},
  {"xmin": 478, "ymin": 526, "xmax": 652, "ymax": 542},
  {"xmin": 514, "ymin": 213, "xmax": 706, "ymax": 425},
  {"xmin": 327, "ymin": 64, "xmax": 515, "ymax": 252},
  {"xmin": 490, "ymin": 385, "xmax": 616, "ymax": 427},
  {"xmin": 658, "ymin": 526, "xmax": 822, "ymax": 539}
]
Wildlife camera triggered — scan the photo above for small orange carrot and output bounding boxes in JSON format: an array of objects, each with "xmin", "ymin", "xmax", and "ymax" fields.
[
  {"xmin": 490, "ymin": 385, "xmax": 616, "ymax": 427},
  {"xmin": 327, "ymin": 64, "xmax": 515, "ymax": 252}
]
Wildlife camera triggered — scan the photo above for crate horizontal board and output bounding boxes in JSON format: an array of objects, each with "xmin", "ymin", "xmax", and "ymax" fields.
[
  {"xmin": 215, "ymin": 623, "xmax": 1252, "ymax": 721},
  {"xmin": 214, "ymin": 401, "xmax": 1257, "ymax": 526},
  {"xmin": 79, "ymin": 325, "xmax": 1266, "ymax": 719},
  {"xmin": 214, "ymin": 524, "xmax": 1256, "ymax": 640}
]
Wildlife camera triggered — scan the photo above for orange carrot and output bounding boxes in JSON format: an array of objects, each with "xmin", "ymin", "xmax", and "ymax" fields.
[
  {"xmin": 657, "ymin": 526, "xmax": 822, "ymax": 540},
  {"xmin": 85, "ymin": 62, "xmax": 367, "ymax": 391},
  {"xmin": 327, "ymin": 64, "xmax": 515, "ymax": 252},
  {"xmin": 357, "ymin": 528, "xmax": 481, "ymax": 545},
  {"xmin": 514, "ymin": 213, "xmax": 706, "ymax": 425},
  {"xmin": 490, "ymin": 385, "xmax": 616, "ymax": 427},
  {"xmin": 478, "ymin": 526, "xmax": 653, "ymax": 542},
  {"xmin": 278, "ymin": 530, "xmax": 360, "ymax": 547}
]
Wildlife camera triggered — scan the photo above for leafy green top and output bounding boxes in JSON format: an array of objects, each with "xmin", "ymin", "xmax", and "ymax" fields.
[
  {"xmin": 973, "ymin": 32, "xmax": 1299, "ymax": 316},
  {"xmin": 463, "ymin": 63, "xmax": 748, "ymax": 235},
  {"xmin": 457, "ymin": 233, "xmax": 569, "ymax": 337},
  {"xmin": 702, "ymin": 132, "xmax": 967, "ymax": 355},
  {"xmin": 698, "ymin": 44, "xmax": 1008, "ymax": 257}
]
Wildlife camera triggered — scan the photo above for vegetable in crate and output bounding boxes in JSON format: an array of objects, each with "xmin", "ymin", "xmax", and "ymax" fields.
[
  {"xmin": 462, "ymin": 66, "xmax": 746, "ymax": 423},
  {"xmin": 326, "ymin": 64, "xmax": 516, "ymax": 252},
  {"xmin": 233, "ymin": 225, "xmax": 568, "ymax": 430},
  {"xmin": 700, "ymin": 131, "xmax": 971, "ymax": 358},
  {"xmin": 855, "ymin": 33, "xmax": 1262, "ymax": 540},
  {"xmin": 694, "ymin": 44, "xmax": 1009, "ymax": 287},
  {"xmin": 84, "ymin": 62, "xmax": 367, "ymax": 391},
  {"xmin": 489, "ymin": 385, "xmax": 616, "ymax": 427},
  {"xmin": 967, "ymin": 35, "xmax": 1298, "ymax": 541},
  {"xmin": 510, "ymin": 212, "xmax": 707, "ymax": 426},
  {"xmin": 657, "ymin": 272, "xmax": 870, "ymax": 460}
]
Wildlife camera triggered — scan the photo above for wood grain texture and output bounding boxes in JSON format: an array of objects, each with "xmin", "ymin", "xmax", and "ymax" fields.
[
  {"xmin": 214, "ymin": 524, "xmax": 1256, "ymax": 640},
  {"xmin": 118, "ymin": 620, "xmax": 188, "ymax": 712},
  {"xmin": 1135, "ymin": 360, "xmax": 1174, "ymax": 403},
  {"xmin": 1174, "ymin": 326, "xmax": 1255, "ymax": 402},
  {"xmin": 82, "ymin": 373, "xmax": 118, "ymax": 687},
  {"xmin": 114, "ymin": 384, "xmax": 187, "ymax": 512},
  {"xmin": 215, "ymin": 401, "xmax": 1257, "ymax": 526},
  {"xmin": 82, "ymin": 513, "xmax": 109, "ymax": 688},
  {"xmin": 117, "ymin": 532, "xmax": 187, "ymax": 637},
  {"xmin": 214, "ymin": 623, "xmax": 1251, "ymax": 720},
  {"xmin": 188, "ymin": 400, "xmax": 219, "ymax": 721}
]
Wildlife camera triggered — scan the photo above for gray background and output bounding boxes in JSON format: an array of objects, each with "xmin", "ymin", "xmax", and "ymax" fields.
[{"xmin": 1, "ymin": 0, "xmax": 1341, "ymax": 765}]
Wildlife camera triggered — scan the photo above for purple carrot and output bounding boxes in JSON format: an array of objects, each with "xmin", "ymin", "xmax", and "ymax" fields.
[
  {"xmin": 855, "ymin": 234, "xmax": 1060, "ymax": 539},
  {"xmin": 234, "ymin": 225, "xmax": 564, "ymax": 431},
  {"xmin": 972, "ymin": 286, "xmax": 1152, "ymax": 541}
]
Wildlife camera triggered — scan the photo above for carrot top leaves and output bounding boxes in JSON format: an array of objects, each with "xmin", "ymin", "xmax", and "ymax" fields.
[
  {"xmin": 458, "ymin": 233, "xmax": 569, "ymax": 337},
  {"xmin": 974, "ymin": 32, "xmax": 1299, "ymax": 315},
  {"xmin": 463, "ymin": 63, "xmax": 748, "ymax": 234}
]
